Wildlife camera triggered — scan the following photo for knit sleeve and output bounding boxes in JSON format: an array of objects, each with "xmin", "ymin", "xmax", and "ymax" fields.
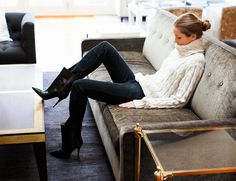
[{"xmin": 133, "ymin": 64, "xmax": 204, "ymax": 109}]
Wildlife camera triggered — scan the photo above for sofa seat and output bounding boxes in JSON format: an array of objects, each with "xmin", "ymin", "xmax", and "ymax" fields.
[
  {"xmin": 0, "ymin": 41, "xmax": 27, "ymax": 64},
  {"xmin": 87, "ymin": 50, "xmax": 200, "ymax": 153},
  {"xmin": 103, "ymin": 105, "xmax": 200, "ymax": 154}
]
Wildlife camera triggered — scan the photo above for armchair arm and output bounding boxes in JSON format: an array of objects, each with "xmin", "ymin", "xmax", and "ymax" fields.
[
  {"xmin": 81, "ymin": 37, "xmax": 145, "ymax": 56},
  {"xmin": 21, "ymin": 13, "xmax": 36, "ymax": 63}
]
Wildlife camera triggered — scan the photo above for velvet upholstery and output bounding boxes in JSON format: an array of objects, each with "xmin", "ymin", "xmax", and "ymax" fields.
[
  {"xmin": 191, "ymin": 38, "xmax": 236, "ymax": 119},
  {"xmin": 0, "ymin": 13, "xmax": 36, "ymax": 64},
  {"xmin": 82, "ymin": 9, "xmax": 236, "ymax": 181}
]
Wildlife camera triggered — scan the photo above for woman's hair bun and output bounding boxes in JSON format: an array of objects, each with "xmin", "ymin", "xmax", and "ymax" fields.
[{"xmin": 202, "ymin": 20, "xmax": 211, "ymax": 31}]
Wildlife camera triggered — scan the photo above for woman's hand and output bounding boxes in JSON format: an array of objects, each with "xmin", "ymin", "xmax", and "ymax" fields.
[{"xmin": 118, "ymin": 101, "xmax": 135, "ymax": 108}]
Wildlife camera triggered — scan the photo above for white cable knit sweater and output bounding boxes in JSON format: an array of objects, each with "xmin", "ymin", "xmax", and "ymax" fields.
[{"xmin": 133, "ymin": 38, "xmax": 205, "ymax": 109}]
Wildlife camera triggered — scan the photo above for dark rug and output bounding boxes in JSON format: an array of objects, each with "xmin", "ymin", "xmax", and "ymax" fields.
[{"xmin": 0, "ymin": 72, "xmax": 114, "ymax": 181}]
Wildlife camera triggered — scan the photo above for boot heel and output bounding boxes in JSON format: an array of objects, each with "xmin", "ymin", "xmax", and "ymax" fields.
[
  {"xmin": 53, "ymin": 97, "xmax": 64, "ymax": 107},
  {"xmin": 77, "ymin": 148, "xmax": 80, "ymax": 158}
]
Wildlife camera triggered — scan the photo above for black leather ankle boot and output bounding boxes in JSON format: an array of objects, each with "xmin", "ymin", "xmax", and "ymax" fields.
[
  {"xmin": 32, "ymin": 67, "xmax": 78, "ymax": 107},
  {"xmin": 50, "ymin": 123, "xmax": 83, "ymax": 159}
]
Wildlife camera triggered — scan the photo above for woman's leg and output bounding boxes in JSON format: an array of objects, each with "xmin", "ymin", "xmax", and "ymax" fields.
[
  {"xmin": 33, "ymin": 41, "xmax": 134, "ymax": 106},
  {"xmin": 67, "ymin": 41, "xmax": 138, "ymax": 135},
  {"xmin": 51, "ymin": 79, "xmax": 144, "ymax": 158},
  {"xmin": 51, "ymin": 42, "xmax": 141, "ymax": 158},
  {"xmin": 66, "ymin": 78, "xmax": 144, "ymax": 143},
  {"xmin": 69, "ymin": 41, "xmax": 135, "ymax": 83}
]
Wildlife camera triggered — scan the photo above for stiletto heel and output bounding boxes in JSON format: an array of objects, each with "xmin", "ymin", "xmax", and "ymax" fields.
[
  {"xmin": 77, "ymin": 148, "xmax": 80, "ymax": 158},
  {"xmin": 53, "ymin": 97, "xmax": 64, "ymax": 107}
]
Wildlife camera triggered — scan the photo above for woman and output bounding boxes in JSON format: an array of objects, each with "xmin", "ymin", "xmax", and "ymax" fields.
[{"xmin": 33, "ymin": 13, "xmax": 211, "ymax": 158}]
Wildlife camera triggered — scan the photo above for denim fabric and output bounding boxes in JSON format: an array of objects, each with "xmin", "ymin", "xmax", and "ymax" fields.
[{"xmin": 65, "ymin": 41, "xmax": 144, "ymax": 133}]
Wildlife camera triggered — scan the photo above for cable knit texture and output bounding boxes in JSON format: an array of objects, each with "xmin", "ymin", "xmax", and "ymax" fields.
[{"xmin": 133, "ymin": 38, "xmax": 205, "ymax": 108}]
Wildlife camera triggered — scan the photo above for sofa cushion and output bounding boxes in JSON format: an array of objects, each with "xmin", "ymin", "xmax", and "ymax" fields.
[
  {"xmin": 142, "ymin": 10, "xmax": 176, "ymax": 70},
  {"xmin": 191, "ymin": 40, "xmax": 236, "ymax": 119},
  {"xmin": 0, "ymin": 41, "xmax": 26, "ymax": 64},
  {"xmin": 103, "ymin": 105, "xmax": 200, "ymax": 153}
]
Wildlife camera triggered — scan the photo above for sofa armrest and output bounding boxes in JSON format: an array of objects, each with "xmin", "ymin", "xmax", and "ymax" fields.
[
  {"xmin": 157, "ymin": 118, "xmax": 236, "ymax": 129},
  {"xmin": 81, "ymin": 37, "xmax": 145, "ymax": 56},
  {"xmin": 21, "ymin": 13, "xmax": 36, "ymax": 63}
]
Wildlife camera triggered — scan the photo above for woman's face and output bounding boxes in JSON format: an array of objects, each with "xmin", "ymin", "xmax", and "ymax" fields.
[{"xmin": 174, "ymin": 27, "xmax": 197, "ymax": 45}]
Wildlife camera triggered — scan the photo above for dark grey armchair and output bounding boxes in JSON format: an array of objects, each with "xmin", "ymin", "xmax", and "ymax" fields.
[{"xmin": 0, "ymin": 12, "xmax": 36, "ymax": 64}]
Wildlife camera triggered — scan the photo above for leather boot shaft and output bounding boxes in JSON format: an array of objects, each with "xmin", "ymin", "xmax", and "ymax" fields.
[{"xmin": 47, "ymin": 67, "xmax": 74, "ymax": 92}]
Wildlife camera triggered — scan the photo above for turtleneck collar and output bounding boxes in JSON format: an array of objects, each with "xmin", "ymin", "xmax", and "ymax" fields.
[{"xmin": 175, "ymin": 38, "xmax": 205, "ymax": 58}]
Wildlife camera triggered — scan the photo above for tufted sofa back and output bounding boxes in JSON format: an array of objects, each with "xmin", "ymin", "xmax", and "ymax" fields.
[
  {"xmin": 191, "ymin": 37, "xmax": 236, "ymax": 119},
  {"xmin": 6, "ymin": 13, "xmax": 25, "ymax": 40},
  {"xmin": 142, "ymin": 10, "xmax": 176, "ymax": 70}
]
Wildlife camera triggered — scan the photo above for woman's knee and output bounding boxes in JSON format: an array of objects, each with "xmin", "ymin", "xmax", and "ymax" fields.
[
  {"xmin": 71, "ymin": 79, "xmax": 89, "ymax": 93},
  {"xmin": 99, "ymin": 41, "xmax": 115, "ymax": 52}
]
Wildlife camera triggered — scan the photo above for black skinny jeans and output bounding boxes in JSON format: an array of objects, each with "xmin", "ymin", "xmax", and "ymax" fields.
[{"xmin": 65, "ymin": 41, "xmax": 144, "ymax": 137}]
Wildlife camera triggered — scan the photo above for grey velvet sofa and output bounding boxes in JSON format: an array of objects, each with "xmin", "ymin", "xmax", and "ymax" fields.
[
  {"xmin": 0, "ymin": 13, "xmax": 36, "ymax": 64},
  {"xmin": 81, "ymin": 10, "xmax": 236, "ymax": 181}
]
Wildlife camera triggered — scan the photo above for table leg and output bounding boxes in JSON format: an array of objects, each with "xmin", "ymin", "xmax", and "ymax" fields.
[{"xmin": 33, "ymin": 142, "xmax": 48, "ymax": 181}]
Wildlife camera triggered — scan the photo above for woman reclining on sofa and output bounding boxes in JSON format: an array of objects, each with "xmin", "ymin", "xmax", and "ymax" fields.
[{"xmin": 32, "ymin": 13, "xmax": 211, "ymax": 159}]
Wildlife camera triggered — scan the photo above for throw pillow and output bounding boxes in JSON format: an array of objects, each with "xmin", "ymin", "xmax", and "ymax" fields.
[{"xmin": 0, "ymin": 11, "xmax": 12, "ymax": 42}]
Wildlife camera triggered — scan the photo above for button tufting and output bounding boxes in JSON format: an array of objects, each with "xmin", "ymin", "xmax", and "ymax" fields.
[
  {"xmin": 218, "ymin": 81, "xmax": 223, "ymax": 86},
  {"xmin": 207, "ymin": 72, "xmax": 211, "ymax": 77}
]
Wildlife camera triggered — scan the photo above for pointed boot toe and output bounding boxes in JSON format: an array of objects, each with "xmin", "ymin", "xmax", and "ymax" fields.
[
  {"xmin": 50, "ymin": 149, "xmax": 71, "ymax": 159},
  {"xmin": 32, "ymin": 87, "xmax": 57, "ymax": 100},
  {"xmin": 32, "ymin": 87, "xmax": 45, "ymax": 98}
]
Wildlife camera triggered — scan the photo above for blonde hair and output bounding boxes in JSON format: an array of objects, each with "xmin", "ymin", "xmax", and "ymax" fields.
[{"xmin": 174, "ymin": 13, "xmax": 211, "ymax": 38}]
